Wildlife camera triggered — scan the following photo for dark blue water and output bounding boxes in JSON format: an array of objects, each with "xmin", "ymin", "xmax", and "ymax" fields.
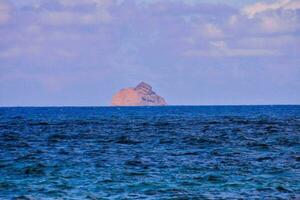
[{"xmin": 0, "ymin": 106, "xmax": 299, "ymax": 199}]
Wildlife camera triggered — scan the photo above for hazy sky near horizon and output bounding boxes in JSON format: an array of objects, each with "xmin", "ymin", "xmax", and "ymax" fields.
[{"xmin": 0, "ymin": 0, "xmax": 300, "ymax": 106}]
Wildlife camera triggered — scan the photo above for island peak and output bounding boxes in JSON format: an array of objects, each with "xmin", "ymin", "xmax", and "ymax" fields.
[
  {"xmin": 135, "ymin": 81, "xmax": 152, "ymax": 90},
  {"xmin": 111, "ymin": 82, "xmax": 167, "ymax": 106}
]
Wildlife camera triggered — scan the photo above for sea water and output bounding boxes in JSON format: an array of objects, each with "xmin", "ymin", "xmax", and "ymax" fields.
[{"xmin": 0, "ymin": 106, "xmax": 299, "ymax": 199}]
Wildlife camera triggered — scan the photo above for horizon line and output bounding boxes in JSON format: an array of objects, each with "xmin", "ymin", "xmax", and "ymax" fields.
[{"xmin": 0, "ymin": 104, "xmax": 300, "ymax": 108}]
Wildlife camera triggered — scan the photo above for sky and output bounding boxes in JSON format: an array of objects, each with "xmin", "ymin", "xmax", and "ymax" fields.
[{"xmin": 0, "ymin": 0, "xmax": 299, "ymax": 106}]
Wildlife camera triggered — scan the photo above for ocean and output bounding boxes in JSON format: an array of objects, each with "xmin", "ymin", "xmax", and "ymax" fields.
[{"xmin": 0, "ymin": 106, "xmax": 299, "ymax": 199}]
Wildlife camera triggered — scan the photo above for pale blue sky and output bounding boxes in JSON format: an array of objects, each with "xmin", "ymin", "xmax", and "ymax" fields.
[{"xmin": 0, "ymin": 0, "xmax": 299, "ymax": 106}]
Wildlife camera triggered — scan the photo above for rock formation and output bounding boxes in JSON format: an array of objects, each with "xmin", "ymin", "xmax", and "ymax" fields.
[{"xmin": 111, "ymin": 82, "xmax": 167, "ymax": 106}]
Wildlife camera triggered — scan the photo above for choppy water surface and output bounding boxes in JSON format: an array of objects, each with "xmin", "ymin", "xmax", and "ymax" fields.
[{"xmin": 0, "ymin": 106, "xmax": 299, "ymax": 199}]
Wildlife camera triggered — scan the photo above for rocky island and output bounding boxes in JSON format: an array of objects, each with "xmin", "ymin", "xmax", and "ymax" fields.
[{"xmin": 111, "ymin": 82, "xmax": 167, "ymax": 106}]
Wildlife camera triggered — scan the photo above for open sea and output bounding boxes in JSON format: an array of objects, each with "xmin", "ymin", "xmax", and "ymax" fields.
[{"xmin": 0, "ymin": 106, "xmax": 299, "ymax": 200}]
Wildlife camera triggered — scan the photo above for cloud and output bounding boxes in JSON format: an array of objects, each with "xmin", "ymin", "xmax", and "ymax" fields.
[
  {"xmin": 240, "ymin": 0, "xmax": 300, "ymax": 34},
  {"xmin": 57, "ymin": 0, "xmax": 111, "ymax": 7},
  {"xmin": 40, "ymin": 0, "xmax": 112, "ymax": 26},
  {"xmin": 235, "ymin": 35, "xmax": 300, "ymax": 50},
  {"xmin": 223, "ymin": 0, "xmax": 300, "ymax": 38},
  {"xmin": 0, "ymin": 0, "xmax": 12, "ymax": 24},
  {"xmin": 184, "ymin": 40, "xmax": 280, "ymax": 57},
  {"xmin": 243, "ymin": 0, "xmax": 300, "ymax": 18},
  {"xmin": 259, "ymin": 14, "xmax": 298, "ymax": 33},
  {"xmin": 41, "ymin": 11, "xmax": 103, "ymax": 26},
  {"xmin": 0, "ymin": 0, "xmax": 299, "ymax": 61},
  {"xmin": 0, "ymin": 46, "xmax": 40, "ymax": 58},
  {"xmin": 180, "ymin": 0, "xmax": 299, "ymax": 58},
  {"xmin": 202, "ymin": 23, "xmax": 224, "ymax": 39}
]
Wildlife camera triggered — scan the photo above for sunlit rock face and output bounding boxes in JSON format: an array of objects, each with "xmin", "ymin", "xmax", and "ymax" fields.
[{"xmin": 111, "ymin": 82, "xmax": 167, "ymax": 106}]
